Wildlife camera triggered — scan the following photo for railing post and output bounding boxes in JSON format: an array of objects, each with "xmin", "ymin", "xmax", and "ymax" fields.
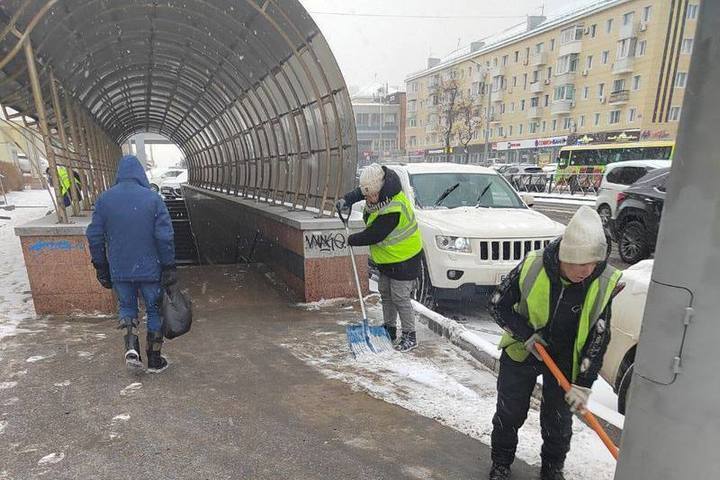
[{"xmin": 48, "ymin": 69, "xmax": 80, "ymax": 216}]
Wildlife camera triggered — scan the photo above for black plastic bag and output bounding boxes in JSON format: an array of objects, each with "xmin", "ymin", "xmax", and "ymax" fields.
[{"xmin": 161, "ymin": 284, "xmax": 192, "ymax": 339}]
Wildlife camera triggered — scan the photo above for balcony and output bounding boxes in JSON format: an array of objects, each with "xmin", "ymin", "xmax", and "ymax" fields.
[
  {"xmin": 608, "ymin": 89, "xmax": 630, "ymax": 105},
  {"xmin": 550, "ymin": 99, "xmax": 573, "ymax": 115},
  {"xmin": 530, "ymin": 81, "xmax": 544, "ymax": 94},
  {"xmin": 618, "ymin": 21, "xmax": 639, "ymax": 40},
  {"xmin": 612, "ymin": 56, "xmax": 635, "ymax": 74},
  {"xmin": 558, "ymin": 40, "xmax": 582, "ymax": 57},
  {"xmin": 490, "ymin": 65, "xmax": 505, "ymax": 77},
  {"xmin": 491, "ymin": 88, "xmax": 503, "ymax": 102},
  {"xmin": 488, "ymin": 113, "xmax": 501, "ymax": 124},
  {"xmin": 554, "ymin": 71, "xmax": 577, "ymax": 85},
  {"xmin": 527, "ymin": 106, "xmax": 544, "ymax": 119},
  {"xmin": 531, "ymin": 51, "xmax": 548, "ymax": 66}
]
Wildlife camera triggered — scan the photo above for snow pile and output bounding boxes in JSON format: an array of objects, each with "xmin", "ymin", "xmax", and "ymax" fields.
[
  {"xmin": 282, "ymin": 317, "xmax": 617, "ymax": 479},
  {"xmin": 0, "ymin": 190, "xmax": 53, "ymax": 341}
]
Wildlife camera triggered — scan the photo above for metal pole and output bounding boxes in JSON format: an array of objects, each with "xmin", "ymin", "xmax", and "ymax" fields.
[
  {"xmin": 63, "ymin": 91, "xmax": 91, "ymax": 210},
  {"xmin": 23, "ymin": 39, "xmax": 67, "ymax": 223},
  {"xmin": 48, "ymin": 69, "xmax": 80, "ymax": 216}
]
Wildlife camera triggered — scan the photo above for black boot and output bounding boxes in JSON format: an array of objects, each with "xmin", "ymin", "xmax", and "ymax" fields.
[
  {"xmin": 384, "ymin": 324, "xmax": 398, "ymax": 342},
  {"xmin": 394, "ymin": 331, "xmax": 417, "ymax": 352},
  {"xmin": 541, "ymin": 463, "xmax": 566, "ymax": 480},
  {"xmin": 146, "ymin": 331, "xmax": 169, "ymax": 373},
  {"xmin": 118, "ymin": 317, "xmax": 142, "ymax": 370},
  {"xmin": 488, "ymin": 463, "xmax": 511, "ymax": 480}
]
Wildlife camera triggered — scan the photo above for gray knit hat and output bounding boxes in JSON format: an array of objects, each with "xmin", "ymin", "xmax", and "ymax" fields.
[
  {"xmin": 359, "ymin": 163, "xmax": 385, "ymax": 196},
  {"xmin": 559, "ymin": 206, "xmax": 608, "ymax": 264}
]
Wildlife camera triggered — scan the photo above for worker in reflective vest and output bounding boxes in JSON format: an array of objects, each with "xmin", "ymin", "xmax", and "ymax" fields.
[
  {"xmin": 486, "ymin": 206, "xmax": 622, "ymax": 480},
  {"xmin": 337, "ymin": 163, "xmax": 423, "ymax": 352},
  {"xmin": 46, "ymin": 166, "xmax": 82, "ymax": 207}
]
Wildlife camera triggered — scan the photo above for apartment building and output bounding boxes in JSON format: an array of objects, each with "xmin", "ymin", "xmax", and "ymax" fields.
[
  {"xmin": 405, "ymin": 0, "xmax": 699, "ymax": 164},
  {"xmin": 353, "ymin": 90, "xmax": 407, "ymax": 166}
]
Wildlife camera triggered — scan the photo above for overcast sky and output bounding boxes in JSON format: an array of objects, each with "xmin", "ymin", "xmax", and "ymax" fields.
[{"xmin": 300, "ymin": 0, "xmax": 600, "ymax": 92}]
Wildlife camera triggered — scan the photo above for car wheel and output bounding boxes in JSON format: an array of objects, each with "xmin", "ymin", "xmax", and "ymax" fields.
[
  {"xmin": 618, "ymin": 220, "xmax": 650, "ymax": 264},
  {"xmin": 413, "ymin": 256, "xmax": 436, "ymax": 309},
  {"xmin": 617, "ymin": 363, "xmax": 634, "ymax": 415},
  {"xmin": 150, "ymin": 183, "xmax": 159, "ymax": 192},
  {"xmin": 597, "ymin": 205, "xmax": 612, "ymax": 227}
]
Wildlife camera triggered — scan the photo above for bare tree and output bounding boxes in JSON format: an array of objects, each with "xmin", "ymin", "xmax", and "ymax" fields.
[
  {"xmin": 430, "ymin": 76, "xmax": 460, "ymax": 162},
  {"xmin": 455, "ymin": 96, "xmax": 483, "ymax": 164}
]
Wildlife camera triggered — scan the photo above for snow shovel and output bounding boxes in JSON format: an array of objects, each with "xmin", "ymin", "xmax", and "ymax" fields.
[
  {"xmin": 336, "ymin": 205, "xmax": 394, "ymax": 357},
  {"xmin": 535, "ymin": 343, "xmax": 619, "ymax": 460}
]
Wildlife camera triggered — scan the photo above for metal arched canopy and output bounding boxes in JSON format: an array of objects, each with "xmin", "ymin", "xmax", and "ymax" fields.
[{"xmin": 0, "ymin": 0, "xmax": 357, "ymax": 212}]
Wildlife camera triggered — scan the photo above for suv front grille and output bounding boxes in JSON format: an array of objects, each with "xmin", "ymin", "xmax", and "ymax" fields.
[{"xmin": 479, "ymin": 239, "xmax": 552, "ymax": 261}]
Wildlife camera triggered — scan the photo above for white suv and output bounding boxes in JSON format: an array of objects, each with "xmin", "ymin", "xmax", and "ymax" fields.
[
  {"xmin": 595, "ymin": 160, "xmax": 670, "ymax": 226},
  {"xmin": 387, "ymin": 163, "xmax": 565, "ymax": 304}
]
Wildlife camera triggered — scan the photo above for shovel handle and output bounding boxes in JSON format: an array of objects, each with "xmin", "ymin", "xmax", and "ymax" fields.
[{"xmin": 535, "ymin": 343, "xmax": 619, "ymax": 460}]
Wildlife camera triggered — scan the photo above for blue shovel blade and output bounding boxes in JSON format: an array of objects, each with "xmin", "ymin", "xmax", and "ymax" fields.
[
  {"xmin": 367, "ymin": 325, "xmax": 394, "ymax": 353},
  {"xmin": 346, "ymin": 323, "xmax": 373, "ymax": 357}
]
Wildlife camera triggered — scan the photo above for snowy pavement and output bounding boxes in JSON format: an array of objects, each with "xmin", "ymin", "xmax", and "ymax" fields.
[
  {"xmin": 0, "ymin": 189, "xmax": 53, "ymax": 342},
  {"xmin": 287, "ymin": 297, "xmax": 617, "ymax": 480}
]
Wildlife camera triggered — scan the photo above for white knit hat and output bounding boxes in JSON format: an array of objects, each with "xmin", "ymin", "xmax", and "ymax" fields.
[
  {"xmin": 559, "ymin": 206, "xmax": 608, "ymax": 264},
  {"xmin": 359, "ymin": 163, "xmax": 385, "ymax": 195}
]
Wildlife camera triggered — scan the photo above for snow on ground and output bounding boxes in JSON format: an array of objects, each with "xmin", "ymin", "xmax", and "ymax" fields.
[
  {"xmin": 282, "ymin": 301, "xmax": 617, "ymax": 480},
  {"xmin": 0, "ymin": 189, "xmax": 53, "ymax": 342}
]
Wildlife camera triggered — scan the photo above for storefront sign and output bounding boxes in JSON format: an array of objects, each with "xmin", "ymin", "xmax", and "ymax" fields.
[
  {"xmin": 493, "ymin": 136, "xmax": 567, "ymax": 151},
  {"xmin": 567, "ymin": 129, "xmax": 641, "ymax": 145},
  {"xmin": 426, "ymin": 147, "xmax": 453, "ymax": 155}
]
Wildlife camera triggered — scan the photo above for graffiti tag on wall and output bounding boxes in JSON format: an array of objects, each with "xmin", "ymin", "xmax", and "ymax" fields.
[{"xmin": 305, "ymin": 232, "xmax": 347, "ymax": 252}]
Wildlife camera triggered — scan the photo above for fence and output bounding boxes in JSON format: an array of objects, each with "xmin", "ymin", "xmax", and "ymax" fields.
[{"xmin": 504, "ymin": 172, "xmax": 603, "ymax": 196}]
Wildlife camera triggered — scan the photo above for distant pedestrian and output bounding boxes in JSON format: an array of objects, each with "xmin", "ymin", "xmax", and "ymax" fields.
[
  {"xmin": 46, "ymin": 166, "xmax": 82, "ymax": 207},
  {"xmin": 487, "ymin": 206, "xmax": 622, "ymax": 480},
  {"xmin": 86, "ymin": 155, "xmax": 176, "ymax": 372},
  {"xmin": 336, "ymin": 163, "xmax": 423, "ymax": 352}
]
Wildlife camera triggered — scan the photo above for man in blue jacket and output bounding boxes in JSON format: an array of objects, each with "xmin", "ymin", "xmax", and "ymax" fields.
[{"xmin": 87, "ymin": 155, "xmax": 176, "ymax": 373}]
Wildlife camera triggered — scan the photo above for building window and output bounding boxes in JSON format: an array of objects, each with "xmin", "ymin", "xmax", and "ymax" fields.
[
  {"xmin": 617, "ymin": 38, "xmax": 637, "ymax": 59},
  {"xmin": 533, "ymin": 70, "xmax": 540, "ymax": 83},
  {"xmin": 502, "ymin": 55, "xmax": 508, "ymax": 66},
  {"xmin": 544, "ymin": 94, "xmax": 550, "ymax": 107},
  {"xmin": 560, "ymin": 26, "xmax": 583, "ymax": 44},
  {"xmin": 687, "ymin": 4, "xmax": 699, "ymax": 20},
  {"xmin": 579, "ymin": 115, "xmax": 585, "ymax": 127},
  {"xmin": 408, "ymin": 118, "xmax": 417, "ymax": 127},
  {"xmin": 520, "ymin": 99, "xmax": 526, "ymax": 111},
  {"xmin": 554, "ymin": 84, "xmax": 575, "ymax": 101},
  {"xmin": 531, "ymin": 96, "xmax": 540, "ymax": 107},
  {"xmin": 609, "ymin": 110, "xmax": 621, "ymax": 124},
  {"xmin": 542, "ymin": 120, "xmax": 547, "ymax": 132},
  {"xmin": 556, "ymin": 53, "xmax": 579, "ymax": 74},
  {"xmin": 643, "ymin": 6, "xmax": 652, "ymax": 22},
  {"xmin": 535, "ymin": 42, "xmax": 544, "ymax": 53},
  {"xmin": 499, "ymin": 126, "xmax": 504, "ymax": 137},
  {"xmin": 513, "ymin": 76, "xmax": 518, "ymax": 87},
  {"xmin": 628, "ymin": 108, "xmax": 637, "ymax": 123},
  {"xmin": 594, "ymin": 113, "xmax": 601, "ymax": 126},
  {"xmin": 681, "ymin": 38, "xmax": 694, "ymax": 54},
  {"xmin": 613, "ymin": 79, "xmax": 626, "ymax": 92},
  {"xmin": 583, "ymin": 86, "xmax": 590, "ymax": 99},
  {"xmin": 563, "ymin": 117, "xmax": 573, "ymax": 130},
  {"xmin": 514, "ymin": 50, "xmax": 519, "ymax": 62},
  {"xmin": 623, "ymin": 12, "xmax": 635, "ymax": 26},
  {"xmin": 606, "ymin": 18, "xmax": 614, "ymax": 33},
  {"xmin": 638, "ymin": 40, "xmax": 647, "ymax": 56},
  {"xmin": 632, "ymin": 75, "xmax": 641, "ymax": 90},
  {"xmin": 552, "ymin": 119, "xmax": 557, "ymax": 131},
  {"xmin": 586, "ymin": 55, "xmax": 593, "ymax": 70},
  {"xmin": 602, "ymin": 50, "xmax": 609, "ymax": 64},
  {"xmin": 590, "ymin": 24, "xmax": 597, "ymax": 38},
  {"xmin": 509, "ymin": 125, "xmax": 513, "ymax": 136},
  {"xmin": 519, "ymin": 124, "xmax": 524, "ymax": 134},
  {"xmin": 669, "ymin": 106, "xmax": 681, "ymax": 121},
  {"xmin": 676, "ymin": 72, "xmax": 688, "ymax": 88},
  {"xmin": 510, "ymin": 102, "xmax": 515, "ymax": 112},
  {"xmin": 598, "ymin": 83, "xmax": 605, "ymax": 98},
  {"xmin": 550, "ymin": 38, "xmax": 555, "ymax": 51},
  {"xmin": 500, "ymin": 103, "xmax": 506, "ymax": 114},
  {"xmin": 529, "ymin": 122, "xmax": 538, "ymax": 133}
]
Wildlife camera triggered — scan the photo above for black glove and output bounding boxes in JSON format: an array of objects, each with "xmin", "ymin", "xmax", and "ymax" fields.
[
  {"xmin": 335, "ymin": 198, "xmax": 350, "ymax": 214},
  {"xmin": 161, "ymin": 266, "xmax": 178, "ymax": 288},
  {"xmin": 92, "ymin": 262, "xmax": 112, "ymax": 289}
]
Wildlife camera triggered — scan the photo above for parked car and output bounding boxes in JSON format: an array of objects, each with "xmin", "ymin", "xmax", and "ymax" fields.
[
  {"xmin": 611, "ymin": 167, "xmax": 670, "ymax": 264},
  {"xmin": 595, "ymin": 160, "xmax": 670, "ymax": 227},
  {"xmin": 160, "ymin": 170, "xmax": 188, "ymax": 199},
  {"xmin": 148, "ymin": 168, "xmax": 186, "ymax": 192},
  {"xmin": 387, "ymin": 163, "xmax": 565, "ymax": 305},
  {"xmin": 503, "ymin": 164, "xmax": 547, "ymax": 192},
  {"xmin": 541, "ymin": 162, "xmax": 558, "ymax": 174},
  {"xmin": 600, "ymin": 259, "xmax": 653, "ymax": 414}
]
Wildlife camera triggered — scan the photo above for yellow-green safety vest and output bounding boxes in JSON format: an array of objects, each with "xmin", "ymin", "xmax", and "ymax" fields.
[
  {"xmin": 56, "ymin": 166, "xmax": 71, "ymax": 196},
  {"xmin": 365, "ymin": 191, "xmax": 423, "ymax": 265},
  {"xmin": 498, "ymin": 249, "xmax": 622, "ymax": 381}
]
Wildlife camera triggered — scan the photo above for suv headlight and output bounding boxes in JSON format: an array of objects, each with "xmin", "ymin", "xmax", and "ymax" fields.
[{"xmin": 435, "ymin": 235, "xmax": 472, "ymax": 253}]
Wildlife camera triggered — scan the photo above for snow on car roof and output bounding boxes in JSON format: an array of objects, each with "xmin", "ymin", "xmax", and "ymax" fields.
[
  {"xmin": 390, "ymin": 163, "xmax": 497, "ymax": 175},
  {"xmin": 604, "ymin": 160, "xmax": 671, "ymax": 171}
]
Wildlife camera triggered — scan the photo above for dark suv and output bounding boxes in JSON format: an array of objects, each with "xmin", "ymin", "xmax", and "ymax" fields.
[{"xmin": 612, "ymin": 167, "xmax": 670, "ymax": 264}]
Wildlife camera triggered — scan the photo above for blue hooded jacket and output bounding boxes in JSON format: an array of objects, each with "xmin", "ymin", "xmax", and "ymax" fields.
[{"xmin": 87, "ymin": 155, "xmax": 175, "ymax": 283}]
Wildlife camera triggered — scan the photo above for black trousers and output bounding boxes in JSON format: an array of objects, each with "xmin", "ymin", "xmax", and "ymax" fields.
[{"xmin": 490, "ymin": 352, "xmax": 573, "ymax": 467}]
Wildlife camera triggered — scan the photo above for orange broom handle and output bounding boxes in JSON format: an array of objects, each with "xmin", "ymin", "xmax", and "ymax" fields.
[{"xmin": 535, "ymin": 343, "xmax": 619, "ymax": 460}]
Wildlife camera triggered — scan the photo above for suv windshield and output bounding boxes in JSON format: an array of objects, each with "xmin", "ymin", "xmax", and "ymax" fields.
[{"xmin": 410, "ymin": 172, "xmax": 524, "ymax": 209}]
